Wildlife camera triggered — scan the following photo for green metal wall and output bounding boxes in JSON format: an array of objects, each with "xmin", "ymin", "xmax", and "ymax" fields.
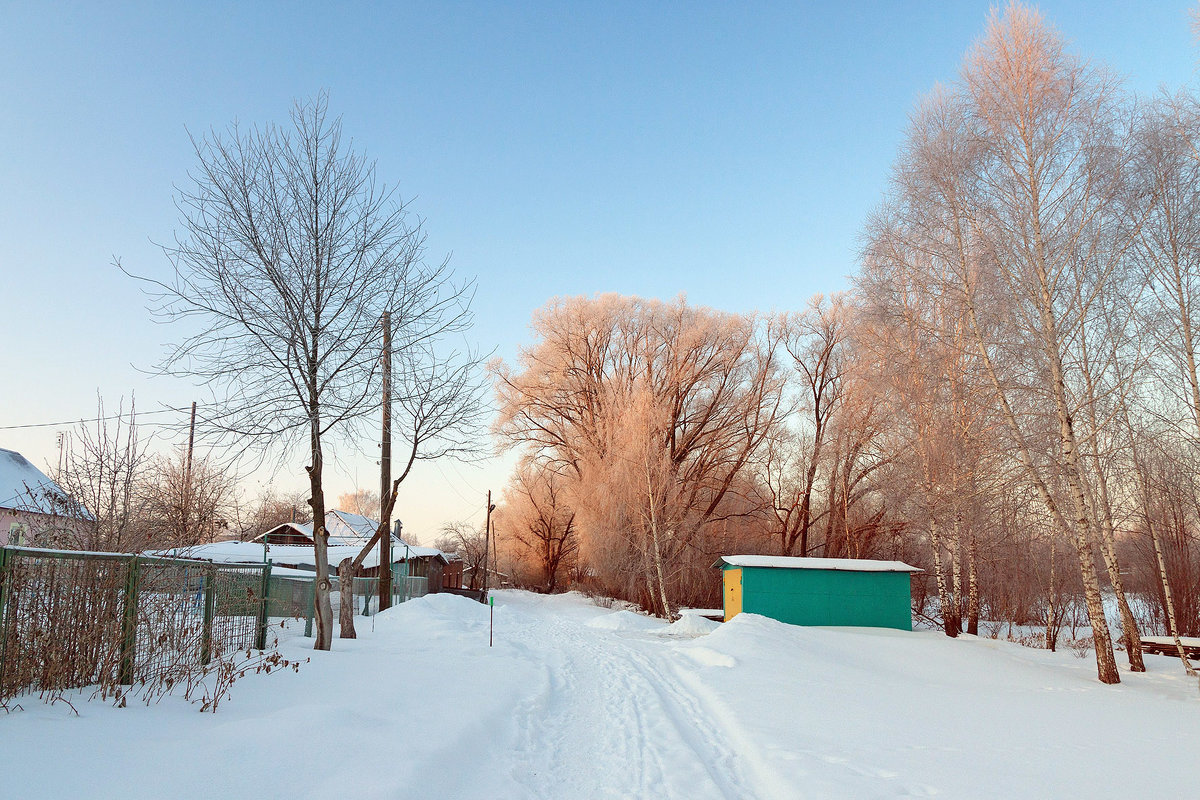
[{"xmin": 725, "ymin": 565, "xmax": 913, "ymax": 630}]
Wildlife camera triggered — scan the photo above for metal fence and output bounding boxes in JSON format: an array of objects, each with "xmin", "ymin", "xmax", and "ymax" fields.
[
  {"xmin": 0, "ymin": 547, "xmax": 434, "ymax": 702},
  {"xmin": 271, "ymin": 566, "xmax": 431, "ymax": 626},
  {"xmin": 334, "ymin": 572, "xmax": 429, "ymax": 618},
  {"xmin": 0, "ymin": 546, "xmax": 272, "ymax": 702}
]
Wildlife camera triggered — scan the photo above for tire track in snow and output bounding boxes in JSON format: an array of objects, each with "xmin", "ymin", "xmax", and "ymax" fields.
[
  {"xmin": 502, "ymin": 600, "xmax": 781, "ymax": 799},
  {"xmin": 509, "ymin": 611, "xmax": 655, "ymax": 798}
]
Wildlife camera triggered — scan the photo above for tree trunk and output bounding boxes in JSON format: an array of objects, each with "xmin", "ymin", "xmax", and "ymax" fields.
[
  {"xmin": 645, "ymin": 466, "xmax": 673, "ymax": 620},
  {"xmin": 1031, "ymin": 235, "xmax": 1120, "ymax": 683},
  {"xmin": 927, "ymin": 515, "xmax": 958, "ymax": 638},
  {"xmin": 338, "ymin": 557, "xmax": 357, "ymax": 639},
  {"xmin": 1045, "ymin": 538, "xmax": 1058, "ymax": 652},
  {"xmin": 307, "ymin": 416, "xmax": 333, "ymax": 651},
  {"xmin": 1095, "ymin": 498, "xmax": 1145, "ymax": 671},
  {"xmin": 948, "ymin": 512, "xmax": 964, "ymax": 636},
  {"xmin": 650, "ymin": 526, "xmax": 672, "ymax": 620},
  {"xmin": 1079, "ymin": 336, "xmax": 1145, "ymax": 671},
  {"xmin": 1060, "ymin": 459, "xmax": 1120, "ymax": 682},
  {"xmin": 958, "ymin": 259, "xmax": 1119, "ymax": 682},
  {"xmin": 966, "ymin": 526, "xmax": 980, "ymax": 636}
]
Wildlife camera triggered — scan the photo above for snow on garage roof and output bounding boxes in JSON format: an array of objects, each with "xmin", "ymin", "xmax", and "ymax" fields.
[{"xmin": 713, "ymin": 555, "xmax": 923, "ymax": 572}]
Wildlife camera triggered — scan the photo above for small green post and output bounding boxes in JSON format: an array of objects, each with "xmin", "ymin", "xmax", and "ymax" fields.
[
  {"xmin": 255, "ymin": 561, "xmax": 272, "ymax": 650},
  {"xmin": 200, "ymin": 564, "xmax": 216, "ymax": 665},
  {"xmin": 119, "ymin": 556, "xmax": 141, "ymax": 685},
  {"xmin": 489, "ymin": 594, "xmax": 494, "ymax": 648}
]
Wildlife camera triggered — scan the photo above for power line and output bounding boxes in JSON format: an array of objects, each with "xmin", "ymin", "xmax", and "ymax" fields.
[{"xmin": 0, "ymin": 408, "xmax": 182, "ymax": 431}]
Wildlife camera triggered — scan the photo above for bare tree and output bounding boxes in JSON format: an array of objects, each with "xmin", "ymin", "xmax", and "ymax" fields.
[
  {"xmin": 336, "ymin": 489, "xmax": 380, "ymax": 517},
  {"xmin": 139, "ymin": 447, "xmax": 237, "ymax": 546},
  {"xmin": 135, "ymin": 94, "xmax": 472, "ymax": 650},
  {"xmin": 43, "ymin": 396, "xmax": 150, "ymax": 552},
  {"xmin": 957, "ymin": 6, "xmax": 1139, "ymax": 681},
  {"xmin": 861, "ymin": 6, "xmax": 1144, "ymax": 682},
  {"xmin": 237, "ymin": 487, "xmax": 311, "ymax": 539},
  {"xmin": 1132, "ymin": 92, "xmax": 1200, "ymax": 439},
  {"xmin": 494, "ymin": 294, "xmax": 787, "ymax": 616},
  {"xmin": 435, "ymin": 521, "xmax": 489, "ymax": 590},
  {"xmin": 1127, "ymin": 432, "xmax": 1199, "ymax": 681},
  {"xmin": 503, "ymin": 460, "xmax": 578, "ymax": 592},
  {"xmin": 759, "ymin": 296, "xmax": 845, "ymax": 558}
]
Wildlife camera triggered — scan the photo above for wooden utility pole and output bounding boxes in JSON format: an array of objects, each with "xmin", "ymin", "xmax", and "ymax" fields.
[
  {"xmin": 491, "ymin": 518, "xmax": 499, "ymax": 588},
  {"xmin": 379, "ymin": 311, "xmax": 393, "ymax": 610},
  {"xmin": 185, "ymin": 401, "xmax": 197, "ymax": 478},
  {"xmin": 484, "ymin": 491, "xmax": 494, "ymax": 595},
  {"xmin": 185, "ymin": 401, "xmax": 196, "ymax": 540}
]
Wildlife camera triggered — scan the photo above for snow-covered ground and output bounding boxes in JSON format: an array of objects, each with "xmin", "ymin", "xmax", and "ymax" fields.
[{"xmin": 5, "ymin": 590, "xmax": 1198, "ymax": 799}]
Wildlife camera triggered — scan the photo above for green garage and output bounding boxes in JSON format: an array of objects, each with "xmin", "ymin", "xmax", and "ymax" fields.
[{"xmin": 715, "ymin": 555, "xmax": 922, "ymax": 630}]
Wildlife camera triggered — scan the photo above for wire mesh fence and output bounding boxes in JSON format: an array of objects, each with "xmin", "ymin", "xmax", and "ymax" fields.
[
  {"xmin": 267, "ymin": 574, "xmax": 317, "ymax": 636},
  {"xmin": 0, "ymin": 546, "xmax": 272, "ymax": 703},
  {"xmin": 0, "ymin": 546, "xmax": 435, "ymax": 703},
  {"xmin": 333, "ymin": 572, "xmax": 429, "ymax": 618}
]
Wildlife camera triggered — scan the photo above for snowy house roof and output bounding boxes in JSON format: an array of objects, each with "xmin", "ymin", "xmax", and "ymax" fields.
[
  {"xmin": 713, "ymin": 555, "xmax": 922, "ymax": 573},
  {"xmin": 0, "ymin": 447, "xmax": 74, "ymax": 515},
  {"xmin": 326, "ymin": 509, "xmax": 381, "ymax": 545},
  {"xmin": 151, "ymin": 539, "xmax": 449, "ymax": 570},
  {"xmin": 253, "ymin": 521, "xmax": 316, "ymax": 542},
  {"xmin": 253, "ymin": 510, "xmax": 405, "ymax": 547}
]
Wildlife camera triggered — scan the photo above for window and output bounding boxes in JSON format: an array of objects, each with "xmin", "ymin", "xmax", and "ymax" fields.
[{"xmin": 9, "ymin": 522, "xmax": 28, "ymax": 546}]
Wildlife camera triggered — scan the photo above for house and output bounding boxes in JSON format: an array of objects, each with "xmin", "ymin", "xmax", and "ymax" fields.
[
  {"xmin": 714, "ymin": 555, "xmax": 922, "ymax": 631},
  {"xmin": 252, "ymin": 511, "xmax": 450, "ymax": 581},
  {"xmin": 157, "ymin": 510, "xmax": 453, "ymax": 589},
  {"xmin": 0, "ymin": 447, "xmax": 81, "ymax": 547},
  {"xmin": 256, "ymin": 509, "xmax": 387, "ymax": 546},
  {"xmin": 442, "ymin": 553, "xmax": 464, "ymax": 590}
]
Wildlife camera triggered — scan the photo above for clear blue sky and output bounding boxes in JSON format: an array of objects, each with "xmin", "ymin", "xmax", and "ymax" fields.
[{"xmin": 2, "ymin": 1, "xmax": 1196, "ymax": 538}]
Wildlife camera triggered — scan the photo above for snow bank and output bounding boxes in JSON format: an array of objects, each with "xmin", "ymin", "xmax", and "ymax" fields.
[
  {"xmin": 681, "ymin": 645, "xmax": 737, "ymax": 668},
  {"xmin": 659, "ymin": 613, "xmax": 720, "ymax": 638},
  {"xmin": 585, "ymin": 608, "xmax": 665, "ymax": 632}
]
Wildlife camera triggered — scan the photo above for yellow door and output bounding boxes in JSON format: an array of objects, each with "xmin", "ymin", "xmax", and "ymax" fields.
[{"xmin": 723, "ymin": 568, "xmax": 742, "ymax": 621}]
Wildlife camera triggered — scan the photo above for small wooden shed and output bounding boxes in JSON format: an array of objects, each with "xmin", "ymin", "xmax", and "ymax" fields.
[{"xmin": 714, "ymin": 555, "xmax": 922, "ymax": 630}]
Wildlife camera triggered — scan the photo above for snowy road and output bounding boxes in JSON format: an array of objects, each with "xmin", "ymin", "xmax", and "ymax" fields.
[
  {"xmin": 6, "ymin": 589, "xmax": 1200, "ymax": 799},
  {"xmin": 500, "ymin": 593, "xmax": 773, "ymax": 799}
]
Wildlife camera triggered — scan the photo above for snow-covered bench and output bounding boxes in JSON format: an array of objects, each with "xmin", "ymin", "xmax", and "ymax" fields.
[{"xmin": 1141, "ymin": 636, "xmax": 1200, "ymax": 659}]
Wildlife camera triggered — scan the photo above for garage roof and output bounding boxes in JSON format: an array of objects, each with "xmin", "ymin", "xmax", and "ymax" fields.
[{"xmin": 713, "ymin": 555, "xmax": 922, "ymax": 572}]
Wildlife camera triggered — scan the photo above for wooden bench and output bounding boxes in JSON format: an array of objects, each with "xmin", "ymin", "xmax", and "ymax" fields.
[{"xmin": 1140, "ymin": 636, "xmax": 1200, "ymax": 660}]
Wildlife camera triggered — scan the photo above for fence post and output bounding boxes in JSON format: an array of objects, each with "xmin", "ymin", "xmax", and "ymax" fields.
[
  {"xmin": 200, "ymin": 563, "xmax": 216, "ymax": 665},
  {"xmin": 0, "ymin": 547, "xmax": 10, "ymax": 690},
  {"xmin": 119, "ymin": 555, "xmax": 140, "ymax": 685},
  {"xmin": 0, "ymin": 546, "xmax": 8, "ymax": 628},
  {"xmin": 255, "ymin": 561, "xmax": 272, "ymax": 650},
  {"xmin": 304, "ymin": 577, "xmax": 314, "ymax": 638}
]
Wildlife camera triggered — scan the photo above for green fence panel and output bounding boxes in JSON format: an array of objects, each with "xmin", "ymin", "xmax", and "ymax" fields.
[{"xmin": 118, "ymin": 556, "xmax": 140, "ymax": 685}]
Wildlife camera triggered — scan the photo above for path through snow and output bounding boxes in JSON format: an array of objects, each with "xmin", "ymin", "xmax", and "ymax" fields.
[{"xmin": 502, "ymin": 592, "xmax": 775, "ymax": 798}]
